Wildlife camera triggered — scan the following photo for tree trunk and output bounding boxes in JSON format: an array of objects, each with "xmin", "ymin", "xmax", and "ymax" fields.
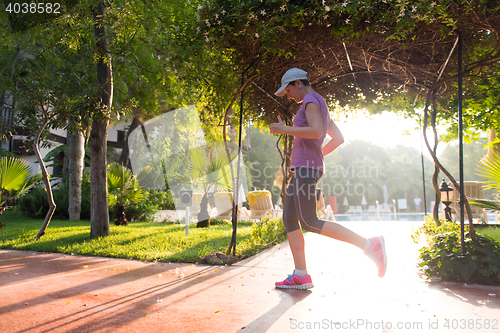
[
  {"xmin": 422, "ymin": 90, "xmax": 475, "ymax": 238},
  {"xmin": 68, "ymin": 126, "xmax": 85, "ymax": 221},
  {"xmin": 90, "ymin": 0, "xmax": 112, "ymax": 238},
  {"xmin": 90, "ymin": 119, "xmax": 109, "ymax": 237},
  {"xmin": 222, "ymin": 76, "xmax": 256, "ymax": 255},
  {"xmin": 486, "ymin": 129, "xmax": 500, "ymax": 157},
  {"xmin": 431, "ymin": 165, "xmax": 441, "ymax": 225},
  {"xmin": 0, "ymin": 206, "xmax": 5, "ymax": 228},
  {"xmin": 118, "ymin": 115, "xmax": 141, "ymax": 168},
  {"xmin": 0, "ymin": 91, "xmax": 6, "ymax": 114},
  {"xmin": 1, "ymin": 49, "xmax": 22, "ymax": 142},
  {"xmin": 35, "ymin": 117, "xmax": 57, "ymax": 239},
  {"xmin": 114, "ymin": 204, "xmax": 128, "ymax": 226}
]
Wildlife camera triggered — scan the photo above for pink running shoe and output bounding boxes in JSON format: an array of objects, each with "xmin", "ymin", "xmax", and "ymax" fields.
[
  {"xmin": 364, "ymin": 236, "xmax": 387, "ymax": 278},
  {"xmin": 275, "ymin": 273, "xmax": 314, "ymax": 290}
]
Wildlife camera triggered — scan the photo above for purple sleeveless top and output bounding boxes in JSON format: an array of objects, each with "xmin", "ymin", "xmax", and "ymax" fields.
[{"xmin": 291, "ymin": 93, "xmax": 331, "ymax": 172}]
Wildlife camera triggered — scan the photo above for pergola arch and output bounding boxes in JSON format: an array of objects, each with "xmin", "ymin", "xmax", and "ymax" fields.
[{"xmin": 201, "ymin": 0, "xmax": 500, "ymax": 252}]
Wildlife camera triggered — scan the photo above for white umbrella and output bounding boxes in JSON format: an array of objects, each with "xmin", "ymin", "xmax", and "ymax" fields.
[
  {"xmin": 343, "ymin": 196, "xmax": 349, "ymax": 214},
  {"xmin": 361, "ymin": 194, "xmax": 367, "ymax": 206},
  {"xmin": 237, "ymin": 183, "xmax": 246, "ymax": 206}
]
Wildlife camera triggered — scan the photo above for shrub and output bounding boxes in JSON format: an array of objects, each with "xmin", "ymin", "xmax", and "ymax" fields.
[
  {"xmin": 18, "ymin": 177, "xmax": 92, "ymax": 220},
  {"xmin": 251, "ymin": 216, "xmax": 287, "ymax": 247},
  {"xmin": 411, "ymin": 215, "xmax": 461, "ymax": 246},
  {"xmin": 124, "ymin": 189, "xmax": 175, "ymax": 222},
  {"xmin": 18, "ymin": 178, "xmax": 174, "ymax": 223},
  {"xmin": 208, "ymin": 218, "xmax": 230, "ymax": 226},
  {"xmin": 52, "ymin": 181, "xmax": 70, "ymax": 218},
  {"xmin": 80, "ymin": 174, "xmax": 91, "ymax": 220},
  {"xmin": 18, "ymin": 185, "xmax": 48, "ymax": 219},
  {"xmin": 148, "ymin": 189, "xmax": 175, "ymax": 210},
  {"xmin": 418, "ymin": 232, "xmax": 500, "ymax": 285}
]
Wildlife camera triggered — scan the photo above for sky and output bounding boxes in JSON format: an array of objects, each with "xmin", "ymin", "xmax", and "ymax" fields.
[{"xmin": 337, "ymin": 111, "xmax": 434, "ymax": 156}]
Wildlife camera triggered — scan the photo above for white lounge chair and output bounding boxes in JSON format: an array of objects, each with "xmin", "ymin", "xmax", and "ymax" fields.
[
  {"xmin": 450, "ymin": 181, "xmax": 488, "ymax": 222},
  {"xmin": 247, "ymin": 190, "xmax": 273, "ymax": 220},
  {"xmin": 214, "ymin": 192, "xmax": 234, "ymax": 220}
]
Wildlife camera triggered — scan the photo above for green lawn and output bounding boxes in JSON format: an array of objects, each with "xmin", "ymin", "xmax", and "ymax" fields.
[
  {"xmin": 0, "ymin": 209, "xmax": 276, "ymax": 263},
  {"xmin": 480, "ymin": 226, "xmax": 500, "ymax": 243}
]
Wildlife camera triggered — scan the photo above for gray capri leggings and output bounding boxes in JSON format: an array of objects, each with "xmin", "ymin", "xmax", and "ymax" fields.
[{"xmin": 283, "ymin": 167, "xmax": 325, "ymax": 234}]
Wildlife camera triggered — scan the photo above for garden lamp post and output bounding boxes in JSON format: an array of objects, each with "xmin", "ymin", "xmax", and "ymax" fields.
[{"xmin": 440, "ymin": 179, "xmax": 454, "ymax": 222}]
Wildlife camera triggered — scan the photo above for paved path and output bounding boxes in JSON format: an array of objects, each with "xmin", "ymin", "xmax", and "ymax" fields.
[{"xmin": 1, "ymin": 222, "xmax": 499, "ymax": 333}]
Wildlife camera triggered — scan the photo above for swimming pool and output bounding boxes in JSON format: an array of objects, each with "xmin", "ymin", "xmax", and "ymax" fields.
[
  {"xmin": 335, "ymin": 213, "xmax": 425, "ymax": 222},
  {"xmin": 334, "ymin": 213, "xmax": 499, "ymax": 222}
]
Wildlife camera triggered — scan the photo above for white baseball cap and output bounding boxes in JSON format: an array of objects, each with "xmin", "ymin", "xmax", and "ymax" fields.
[{"xmin": 275, "ymin": 68, "xmax": 308, "ymax": 97}]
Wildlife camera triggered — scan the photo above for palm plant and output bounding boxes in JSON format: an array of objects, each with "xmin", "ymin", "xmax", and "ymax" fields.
[
  {"xmin": 107, "ymin": 163, "xmax": 152, "ymax": 226},
  {"xmin": 468, "ymin": 152, "xmax": 500, "ymax": 211},
  {"xmin": 173, "ymin": 145, "xmax": 235, "ymax": 228},
  {"xmin": 0, "ymin": 157, "xmax": 42, "ymax": 227}
]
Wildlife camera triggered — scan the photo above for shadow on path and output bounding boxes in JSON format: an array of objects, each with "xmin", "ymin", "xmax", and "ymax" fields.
[{"xmin": 238, "ymin": 289, "xmax": 312, "ymax": 333}]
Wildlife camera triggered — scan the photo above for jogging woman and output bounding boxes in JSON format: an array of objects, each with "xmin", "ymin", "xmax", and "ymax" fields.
[{"xmin": 269, "ymin": 68, "xmax": 387, "ymax": 290}]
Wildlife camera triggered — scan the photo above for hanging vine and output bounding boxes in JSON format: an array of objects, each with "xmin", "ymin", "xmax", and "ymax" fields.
[
  {"xmin": 423, "ymin": 89, "xmax": 476, "ymax": 239},
  {"xmin": 203, "ymin": 0, "xmax": 500, "ymax": 253}
]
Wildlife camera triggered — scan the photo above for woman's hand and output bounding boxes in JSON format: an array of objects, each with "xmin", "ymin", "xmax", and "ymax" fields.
[{"xmin": 269, "ymin": 115, "xmax": 287, "ymax": 134}]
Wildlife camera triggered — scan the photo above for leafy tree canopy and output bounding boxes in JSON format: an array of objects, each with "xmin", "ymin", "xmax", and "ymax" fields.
[
  {"xmin": 1, "ymin": 0, "xmax": 242, "ymax": 144},
  {"xmin": 197, "ymin": 0, "xmax": 500, "ymax": 134}
]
